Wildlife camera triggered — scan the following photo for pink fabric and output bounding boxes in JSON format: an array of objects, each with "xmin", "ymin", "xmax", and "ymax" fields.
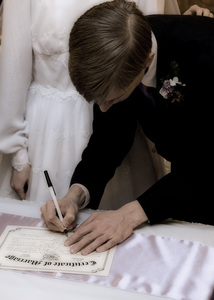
[{"xmin": 1, "ymin": 213, "xmax": 214, "ymax": 300}]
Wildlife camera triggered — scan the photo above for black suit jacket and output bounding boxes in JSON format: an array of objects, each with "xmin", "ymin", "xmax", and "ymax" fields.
[{"xmin": 70, "ymin": 15, "xmax": 214, "ymax": 225}]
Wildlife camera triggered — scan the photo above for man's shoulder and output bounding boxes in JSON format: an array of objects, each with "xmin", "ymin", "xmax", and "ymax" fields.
[
  {"xmin": 147, "ymin": 15, "xmax": 214, "ymax": 88},
  {"xmin": 147, "ymin": 14, "xmax": 214, "ymax": 45}
]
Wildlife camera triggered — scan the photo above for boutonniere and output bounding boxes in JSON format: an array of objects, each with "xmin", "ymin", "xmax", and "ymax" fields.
[{"xmin": 159, "ymin": 61, "xmax": 186, "ymax": 105}]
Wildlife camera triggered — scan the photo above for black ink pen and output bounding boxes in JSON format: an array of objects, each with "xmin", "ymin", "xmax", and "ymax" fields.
[{"xmin": 44, "ymin": 170, "xmax": 68, "ymax": 235}]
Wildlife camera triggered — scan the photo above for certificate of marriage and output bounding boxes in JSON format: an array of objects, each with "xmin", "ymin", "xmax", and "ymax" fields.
[{"xmin": 0, "ymin": 226, "xmax": 116, "ymax": 276}]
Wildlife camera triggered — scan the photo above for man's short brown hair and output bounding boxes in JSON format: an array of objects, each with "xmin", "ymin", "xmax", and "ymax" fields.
[{"xmin": 69, "ymin": 0, "xmax": 152, "ymax": 104}]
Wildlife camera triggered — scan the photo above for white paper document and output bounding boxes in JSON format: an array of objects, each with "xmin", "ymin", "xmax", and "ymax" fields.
[{"xmin": 0, "ymin": 226, "xmax": 116, "ymax": 276}]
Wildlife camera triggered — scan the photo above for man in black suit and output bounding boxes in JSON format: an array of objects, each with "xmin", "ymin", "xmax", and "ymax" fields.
[{"xmin": 41, "ymin": 1, "xmax": 214, "ymax": 255}]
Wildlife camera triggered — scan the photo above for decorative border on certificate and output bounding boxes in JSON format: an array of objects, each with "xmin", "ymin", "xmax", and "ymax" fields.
[{"xmin": 0, "ymin": 226, "xmax": 116, "ymax": 276}]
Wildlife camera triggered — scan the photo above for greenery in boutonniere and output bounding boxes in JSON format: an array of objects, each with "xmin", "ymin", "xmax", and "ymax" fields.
[{"xmin": 159, "ymin": 60, "xmax": 186, "ymax": 105}]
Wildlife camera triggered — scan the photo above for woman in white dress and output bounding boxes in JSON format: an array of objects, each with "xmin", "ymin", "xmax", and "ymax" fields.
[{"xmin": 0, "ymin": 0, "xmax": 199, "ymax": 206}]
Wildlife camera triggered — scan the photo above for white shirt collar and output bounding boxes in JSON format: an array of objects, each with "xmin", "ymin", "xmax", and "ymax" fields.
[{"xmin": 142, "ymin": 32, "xmax": 157, "ymax": 88}]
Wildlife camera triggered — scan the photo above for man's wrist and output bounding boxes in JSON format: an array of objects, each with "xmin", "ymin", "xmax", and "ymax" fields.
[
  {"xmin": 70, "ymin": 184, "xmax": 90, "ymax": 209},
  {"xmin": 119, "ymin": 200, "xmax": 149, "ymax": 229}
]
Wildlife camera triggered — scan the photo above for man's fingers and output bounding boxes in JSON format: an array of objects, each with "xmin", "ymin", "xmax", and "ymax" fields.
[
  {"xmin": 40, "ymin": 200, "xmax": 65, "ymax": 232},
  {"xmin": 40, "ymin": 213, "xmax": 61, "ymax": 231},
  {"xmin": 96, "ymin": 238, "xmax": 117, "ymax": 253},
  {"xmin": 65, "ymin": 231, "xmax": 109, "ymax": 255},
  {"xmin": 64, "ymin": 223, "xmax": 121, "ymax": 255}
]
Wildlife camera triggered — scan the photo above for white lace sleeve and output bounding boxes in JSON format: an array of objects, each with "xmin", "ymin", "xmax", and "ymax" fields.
[
  {"xmin": 0, "ymin": 0, "xmax": 32, "ymax": 167},
  {"xmin": 11, "ymin": 148, "xmax": 30, "ymax": 172}
]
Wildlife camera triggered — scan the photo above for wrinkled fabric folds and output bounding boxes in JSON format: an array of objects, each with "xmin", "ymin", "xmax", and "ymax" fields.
[{"xmin": 0, "ymin": 213, "xmax": 214, "ymax": 300}]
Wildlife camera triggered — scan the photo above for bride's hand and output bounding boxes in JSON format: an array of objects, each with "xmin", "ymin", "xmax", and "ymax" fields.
[
  {"xmin": 184, "ymin": 4, "xmax": 213, "ymax": 18},
  {"xmin": 10, "ymin": 164, "xmax": 31, "ymax": 200}
]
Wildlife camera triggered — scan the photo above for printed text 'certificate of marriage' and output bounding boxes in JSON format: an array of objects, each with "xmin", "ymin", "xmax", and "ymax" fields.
[{"xmin": 0, "ymin": 226, "xmax": 116, "ymax": 276}]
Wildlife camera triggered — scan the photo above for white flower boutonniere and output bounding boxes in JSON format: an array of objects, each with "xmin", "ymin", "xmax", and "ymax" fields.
[{"xmin": 159, "ymin": 61, "xmax": 186, "ymax": 105}]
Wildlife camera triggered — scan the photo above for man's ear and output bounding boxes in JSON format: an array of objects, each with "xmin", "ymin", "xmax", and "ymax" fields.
[{"xmin": 146, "ymin": 52, "xmax": 155, "ymax": 68}]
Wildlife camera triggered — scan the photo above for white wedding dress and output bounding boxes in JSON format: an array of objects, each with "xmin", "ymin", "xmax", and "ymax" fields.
[{"xmin": 0, "ymin": 0, "xmax": 179, "ymax": 207}]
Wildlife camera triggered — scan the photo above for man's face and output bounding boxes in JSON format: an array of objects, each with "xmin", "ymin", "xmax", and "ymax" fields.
[{"xmin": 99, "ymin": 52, "xmax": 154, "ymax": 112}]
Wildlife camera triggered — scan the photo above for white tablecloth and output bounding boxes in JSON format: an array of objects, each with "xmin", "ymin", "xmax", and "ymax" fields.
[{"xmin": 0, "ymin": 197, "xmax": 214, "ymax": 300}]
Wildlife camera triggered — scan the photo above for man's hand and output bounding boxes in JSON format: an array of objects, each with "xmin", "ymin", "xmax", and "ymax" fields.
[
  {"xmin": 64, "ymin": 200, "xmax": 148, "ymax": 255},
  {"xmin": 40, "ymin": 184, "xmax": 86, "ymax": 233},
  {"xmin": 10, "ymin": 164, "xmax": 31, "ymax": 200},
  {"xmin": 184, "ymin": 4, "xmax": 214, "ymax": 18}
]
